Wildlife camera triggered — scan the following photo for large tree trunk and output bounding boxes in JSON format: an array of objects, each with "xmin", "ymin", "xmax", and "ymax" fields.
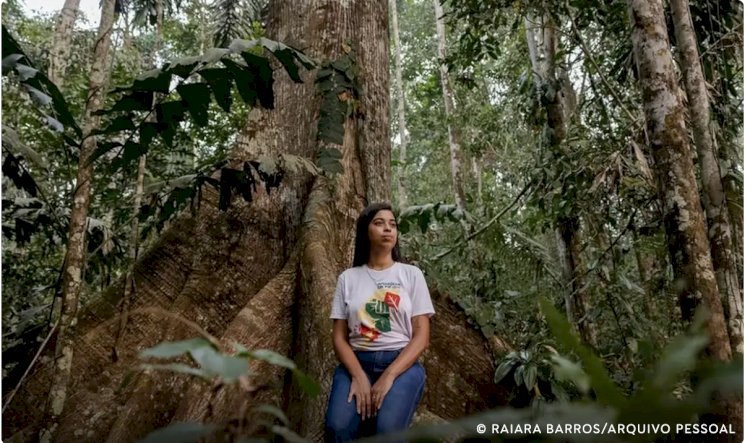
[
  {"xmin": 669, "ymin": 0, "xmax": 742, "ymax": 354},
  {"xmin": 627, "ymin": 0, "xmax": 741, "ymax": 438},
  {"xmin": 3, "ymin": 1, "xmax": 508, "ymax": 441},
  {"xmin": 38, "ymin": 0, "xmax": 117, "ymax": 441},
  {"xmin": 48, "ymin": 0, "xmax": 81, "ymax": 88},
  {"xmin": 433, "ymin": 0, "xmax": 468, "ymax": 217},
  {"xmin": 389, "ymin": 0, "xmax": 409, "ymax": 213}
]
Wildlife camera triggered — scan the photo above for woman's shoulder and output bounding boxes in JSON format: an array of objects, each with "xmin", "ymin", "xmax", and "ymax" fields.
[
  {"xmin": 396, "ymin": 261, "xmax": 425, "ymax": 278},
  {"xmin": 339, "ymin": 266, "xmax": 364, "ymax": 280}
]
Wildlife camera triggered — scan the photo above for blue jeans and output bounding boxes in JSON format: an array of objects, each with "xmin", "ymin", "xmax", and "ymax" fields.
[{"xmin": 324, "ymin": 349, "xmax": 426, "ymax": 442}]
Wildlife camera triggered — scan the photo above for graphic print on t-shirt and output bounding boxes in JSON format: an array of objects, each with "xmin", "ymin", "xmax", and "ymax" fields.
[{"xmin": 358, "ymin": 283, "xmax": 402, "ymax": 343}]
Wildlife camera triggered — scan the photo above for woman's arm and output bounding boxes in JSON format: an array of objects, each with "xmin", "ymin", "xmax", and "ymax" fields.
[
  {"xmin": 332, "ymin": 319, "xmax": 375, "ymax": 418},
  {"xmin": 370, "ymin": 315, "xmax": 430, "ymax": 411},
  {"xmin": 332, "ymin": 319, "xmax": 367, "ymax": 379}
]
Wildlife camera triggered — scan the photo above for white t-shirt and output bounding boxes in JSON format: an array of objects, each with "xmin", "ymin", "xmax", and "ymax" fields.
[{"xmin": 330, "ymin": 261, "xmax": 436, "ymax": 351}]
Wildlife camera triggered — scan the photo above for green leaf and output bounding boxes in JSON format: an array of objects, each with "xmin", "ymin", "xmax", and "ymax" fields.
[
  {"xmin": 139, "ymin": 122, "xmax": 159, "ymax": 146},
  {"xmin": 293, "ymin": 369, "xmax": 321, "ymax": 398},
  {"xmin": 15, "ymin": 63, "xmax": 37, "ymax": 81},
  {"xmin": 523, "ymin": 363, "xmax": 537, "ymax": 391},
  {"xmin": 23, "ymin": 84, "xmax": 51, "ymax": 106},
  {"xmin": 140, "ymin": 363, "xmax": 210, "ymax": 380},
  {"xmin": 227, "ymin": 38, "xmax": 260, "ymax": 53},
  {"xmin": 94, "ymin": 113, "xmax": 136, "ymax": 136},
  {"xmin": 199, "ymin": 68, "xmax": 233, "ymax": 112},
  {"xmin": 130, "ymin": 68, "xmax": 172, "ymax": 93},
  {"xmin": 417, "ymin": 210, "xmax": 431, "ymax": 233},
  {"xmin": 494, "ymin": 359, "xmax": 515, "ymax": 383},
  {"xmin": 120, "ymin": 141, "xmax": 146, "ymax": 167},
  {"xmin": 45, "ymin": 116, "xmax": 63, "ymax": 132},
  {"xmin": 240, "ymin": 52, "xmax": 274, "ymax": 109},
  {"xmin": 272, "ymin": 48, "xmax": 303, "ymax": 83},
  {"xmin": 2, "ymin": 54, "xmax": 23, "ymax": 72},
  {"xmin": 246, "ymin": 349, "xmax": 296, "ymax": 369},
  {"xmin": 176, "ymin": 83, "xmax": 212, "ymax": 126},
  {"xmin": 201, "ymin": 47, "xmax": 231, "ymax": 65},
  {"xmin": 140, "ymin": 338, "xmax": 213, "ymax": 358},
  {"xmin": 223, "ymin": 59, "xmax": 258, "ymax": 106},
  {"xmin": 168, "ymin": 55, "xmax": 202, "ymax": 79},
  {"xmin": 652, "ymin": 334, "xmax": 709, "ymax": 387},
  {"xmin": 189, "ymin": 346, "xmax": 249, "ymax": 382},
  {"xmin": 138, "ymin": 422, "xmax": 216, "ymax": 443},
  {"xmin": 155, "ymin": 100, "xmax": 188, "ymax": 136},
  {"xmin": 88, "ymin": 141, "xmax": 122, "ymax": 165},
  {"xmin": 108, "ymin": 91, "xmax": 155, "ymax": 113},
  {"xmin": 550, "ymin": 354, "xmax": 590, "ymax": 393},
  {"xmin": 539, "ymin": 298, "xmax": 624, "ymax": 408}
]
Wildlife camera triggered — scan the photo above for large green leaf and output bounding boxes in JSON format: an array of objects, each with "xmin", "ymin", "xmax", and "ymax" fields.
[
  {"xmin": 246, "ymin": 349, "xmax": 296, "ymax": 369},
  {"xmin": 198, "ymin": 68, "xmax": 234, "ymax": 112},
  {"xmin": 176, "ymin": 83, "xmax": 212, "ymax": 126},
  {"xmin": 189, "ymin": 346, "xmax": 250, "ymax": 382},
  {"xmin": 538, "ymin": 298, "xmax": 625, "ymax": 408},
  {"xmin": 240, "ymin": 52, "xmax": 274, "ymax": 109},
  {"xmin": 140, "ymin": 338, "xmax": 213, "ymax": 358},
  {"xmin": 140, "ymin": 363, "xmax": 210, "ymax": 380},
  {"xmin": 3, "ymin": 28, "xmax": 82, "ymax": 136}
]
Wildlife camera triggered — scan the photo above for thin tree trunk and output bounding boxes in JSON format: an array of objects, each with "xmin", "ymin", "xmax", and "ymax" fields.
[
  {"xmin": 633, "ymin": 229, "xmax": 660, "ymax": 320},
  {"xmin": 48, "ymin": 0, "xmax": 81, "ymax": 88},
  {"xmin": 112, "ymin": 154, "xmax": 147, "ymax": 360},
  {"xmin": 38, "ymin": 0, "xmax": 117, "ymax": 441},
  {"xmin": 526, "ymin": 14, "xmax": 595, "ymax": 346},
  {"xmin": 627, "ymin": 0, "xmax": 740, "ymax": 437},
  {"xmin": 389, "ymin": 0, "xmax": 409, "ymax": 213},
  {"xmin": 669, "ymin": 0, "xmax": 743, "ymax": 354},
  {"xmin": 433, "ymin": 0, "xmax": 468, "ymax": 217},
  {"xmin": 472, "ymin": 155, "xmax": 481, "ymax": 205}
]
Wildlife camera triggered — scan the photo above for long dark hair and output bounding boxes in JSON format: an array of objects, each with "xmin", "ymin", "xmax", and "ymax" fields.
[{"xmin": 352, "ymin": 202, "xmax": 402, "ymax": 267}]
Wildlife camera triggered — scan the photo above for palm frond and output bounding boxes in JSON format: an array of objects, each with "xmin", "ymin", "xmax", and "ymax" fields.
[{"xmin": 211, "ymin": 0, "xmax": 266, "ymax": 48}]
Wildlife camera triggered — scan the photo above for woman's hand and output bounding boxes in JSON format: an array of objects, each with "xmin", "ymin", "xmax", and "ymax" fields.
[
  {"xmin": 370, "ymin": 373, "xmax": 395, "ymax": 411},
  {"xmin": 348, "ymin": 373, "xmax": 373, "ymax": 419}
]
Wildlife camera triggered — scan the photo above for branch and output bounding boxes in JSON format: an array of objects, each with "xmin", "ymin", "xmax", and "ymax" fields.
[
  {"xmin": 700, "ymin": 23, "xmax": 743, "ymax": 60},
  {"xmin": 2, "ymin": 320, "xmax": 59, "ymax": 413},
  {"xmin": 565, "ymin": 3, "xmax": 640, "ymax": 125},
  {"xmin": 433, "ymin": 181, "xmax": 535, "ymax": 260}
]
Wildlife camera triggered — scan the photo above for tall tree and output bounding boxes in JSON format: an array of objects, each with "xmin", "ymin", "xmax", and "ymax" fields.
[
  {"xmin": 4, "ymin": 0, "xmax": 507, "ymax": 441},
  {"xmin": 525, "ymin": 12, "xmax": 595, "ymax": 347},
  {"xmin": 668, "ymin": 0, "xmax": 742, "ymax": 353},
  {"xmin": 627, "ymin": 0, "xmax": 740, "ymax": 434},
  {"xmin": 39, "ymin": 0, "xmax": 118, "ymax": 441},
  {"xmin": 433, "ymin": 0, "xmax": 468, "ymax": 218},
  {"xmin": 390, "ymin": 0, "xmax": 409, "ymax": 212},
  {"xmin": 48, "ymin": 0, "xmax": 81, "ymax": 88}
]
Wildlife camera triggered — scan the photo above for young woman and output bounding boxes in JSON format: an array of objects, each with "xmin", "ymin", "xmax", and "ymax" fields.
[{"xmin": 324, "ymin": 202, "xmax": 435, "ymax": 443}]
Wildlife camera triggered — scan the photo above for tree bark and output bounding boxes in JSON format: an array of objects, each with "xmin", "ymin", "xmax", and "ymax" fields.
[
  {"xmin": 48, "ymin": 0, "xmax": 81, "ymax": 88},
  {"xmin": 627, "ymin": 0, "xmax": 740, "ymax": 437},
  {"xmin": 389, "ymin": 0, "xmax": 409, "ymax": 213},
  {"xmin": 38, "ymin": 0, "xmax": 118, "ymax": 441},
  {"xmin": 433, "ymin": 0, "xmax": 468, "ymax": 217},
  {"xmin": 3, "ymin": 1, "xmax": 508, "ymax": 441},
  {"xmin": 669, "ymin": 0, "xmax": 742, "ymax": 354}
]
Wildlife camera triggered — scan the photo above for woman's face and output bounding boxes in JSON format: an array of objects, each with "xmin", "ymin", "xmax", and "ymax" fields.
[{"xmin": 368, "ymin": 209, "xmax": 398, "ymax": 250}]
